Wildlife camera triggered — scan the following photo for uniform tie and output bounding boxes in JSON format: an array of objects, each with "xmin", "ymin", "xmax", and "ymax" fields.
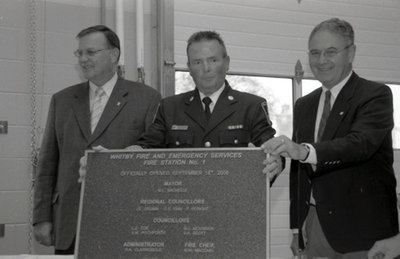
[
  {"xmin": 202, "ymin": 97, "xmax": 212, "ymax": 122},
  {"xmin": 317, "ymin": 90, "xmax": 331, "ymax": 142},
  {"xmin": 91, "ymin": 87, "xmax": 107, "ymax": 133}
]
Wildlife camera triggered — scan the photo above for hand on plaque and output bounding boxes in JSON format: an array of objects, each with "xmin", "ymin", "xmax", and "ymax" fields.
[
  {"xmin": 125, "ymin": 145, "xmax": 143, "ymax": 151},
  {"xmin": 248, "ymin": 142, "xmax": 283, "ymax": 182},
  {"xmin": 78, "ymin": 145, "xmax": 106, "ymax": 183},
  {"xmin": 261, "ymin": 136, "xmax": 307, "ymax": 161}
]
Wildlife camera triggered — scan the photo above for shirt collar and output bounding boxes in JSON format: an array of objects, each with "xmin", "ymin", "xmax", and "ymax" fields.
[
  {"xmin": 198, "ymin": 83, "xmax": 225, "ymax": 104},
  {"xmin": 322, "ymin": 71, "xmax": 353, "ymax": 100},
  {"xmin": 89, "ymin": 73, "xmax": 118, "ymax": 97}
]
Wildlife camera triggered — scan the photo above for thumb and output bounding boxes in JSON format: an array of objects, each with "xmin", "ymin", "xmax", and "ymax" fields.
[
  {"xmin": 248, "ymin": 142, "xmax": 256, "ymax": 148},
  {"xmin": 92, "ymin": 145, "xmax": 107, "ymax": 152}
]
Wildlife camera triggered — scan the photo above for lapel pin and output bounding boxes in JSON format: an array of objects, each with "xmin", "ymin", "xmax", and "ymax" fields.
[
  {"xmin": 117, "ymin": 102, "xmax": 121, "ymax": 106},
  {"xmin": 339, "ymin": 111, "xmax": 344, "ymax": 116},
  {"xmin": 189, "ymin": 96, "xmax": 194, "ymax": 102},
  {"xmin": 228, "ymin": 96, "xmax": 234, "ymax": 101}
]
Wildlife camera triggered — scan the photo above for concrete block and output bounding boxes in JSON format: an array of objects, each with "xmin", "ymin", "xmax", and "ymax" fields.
[
  {"xmin": 0, "ymin": 94, "xmax": 17, "ymax": 124},
  {"xmin": 45, "ymin": 2, "xmax": 99, "ymax": 34},
  {"xmin": 0, "ymin": 223, "xmax": 54, "ymax": 255},
  {"xmin": 44, "ymin": 32, "xmax": 79, "ymax": 65},
  {"xmin": 0, "ymin": 224, "xmax": 28, "ymax": 255},
  {"xmin": 270, "ymin": 201, "xmax": 290, "ymax": 215},
  {"xmin": 270, "ymin": 187, "xmax": 289, "ymax": 201},
  {"xmin": 0, "ymin": 60, "xmax": 44, "ymax": 94},
  {"xmin": 0, "ymin": 126, "xmax": 30, "ymax": 158},
  {"xmin": 270, "ymin": 245, "xmax": 292, "ymax": 259},
  {"xmin": 43, "ymin": 63, "xmax": 83, "ymax": 95},
  {"xmin": 270, "ymin": 228, "xmax": 292, "ymax": 245},
  {"xmin": 0, "ymin": 191, "xmax": 30, "ymax": 223},
  {"xmin": 0, "ymin": 158, "xmax": 31, "ymax": 190},
  {"xmin": 0, "ymin": 28, "xmax": 18, "ymax": 59},
  {"xmin": 271, "ymin": 214, "xmax": 290, "ymax": 229}
]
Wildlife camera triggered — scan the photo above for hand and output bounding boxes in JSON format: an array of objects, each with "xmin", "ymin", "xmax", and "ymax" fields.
[
  {"xmin": 263, "ymin": 153, "xmax": 283, "ymax": 182},
  {"xmin": 125, "ymin": 145, "xmax": 143, "ymax": 151},
  {"xmin": 367, "ymin": 234, "xmax": 400, "ymax": 259},
  {"xmin": 248, "ymin": 143, "xmax": 283, "ymax": 182},
  {"xmin": 33, "ymin": 221, "xmax": 53, "ymax": 246},
  {"xmin": 291, "ymin": 233, "xmax": 303, "ymax": 257},
  {"xmin": 261, "ymin": 136, "xmax": 308, "ymax": 161},
  {"xmin": 78, "ymin": 145, "xmax": 106, "ymax": 183}
]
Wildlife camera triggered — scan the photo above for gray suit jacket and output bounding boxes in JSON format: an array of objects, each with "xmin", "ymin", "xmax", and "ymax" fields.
[{"xmin": 33, "ymin": 77, "xmax": 160, "ymax": 249}]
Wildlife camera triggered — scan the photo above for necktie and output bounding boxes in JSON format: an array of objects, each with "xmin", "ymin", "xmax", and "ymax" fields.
[
  {"xmin": 91, "ymin": 87, "xmax": 106, "ymax": 133},
  {"xmin": 202, "ymin": 97, "xmax": 212, "ymax": 122},
  {"xmin": 317, "ymin": 90, "xmax": 331, "ymax": 142}
]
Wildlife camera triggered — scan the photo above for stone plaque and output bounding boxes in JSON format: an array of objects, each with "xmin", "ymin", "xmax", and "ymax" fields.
[{"xmin": 76, "ymin": 148, "xmax": 269, "ymax": 259}]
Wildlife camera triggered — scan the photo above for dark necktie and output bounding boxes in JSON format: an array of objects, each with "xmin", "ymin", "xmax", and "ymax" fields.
[
  {"xmin": 202, "ymin": 97, "xmax": 212, "ymax": 122},
  {"xmin": 317, "ymin": 90, "xmax": 331, "ymax": 142}
]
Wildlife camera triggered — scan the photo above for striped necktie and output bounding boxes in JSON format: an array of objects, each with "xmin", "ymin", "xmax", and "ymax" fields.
[
  {"xmin": 91, "ymin": 87, "xmax": 106, "ymax": 133},
  {"xmin": 317, "ymin": 90, "xmax": 331, "ymax": 142}
]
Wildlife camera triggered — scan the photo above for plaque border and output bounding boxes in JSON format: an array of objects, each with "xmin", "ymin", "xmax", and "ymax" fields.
[{"xmin": 75, "ymin": 147, "xmax": 270, "ymax": 258}]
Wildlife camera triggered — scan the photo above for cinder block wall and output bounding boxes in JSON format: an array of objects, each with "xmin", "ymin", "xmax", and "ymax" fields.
[{"xmin": 0, "ymin": 0, "xmax": 151, "ymax": 254}]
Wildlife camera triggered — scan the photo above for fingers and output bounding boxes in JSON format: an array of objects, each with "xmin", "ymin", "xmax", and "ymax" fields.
[
  {"xmin": 261, "ymin": 136, "xmax": 289, "ymax": 156},
  {"xmin": 367, "ymin": 242, "xmax": 386, "ymax": 259},
  {"xmin": 92, "ymin": 145, "xmax": 107, "ymax": 151},
  {"xmin": 125, "ymin": 145, "xmax": 143, "ymax": 151},
  {"xmin": 263, "ymin": 153, "xmax": 283, "ymax": 181},
  {"xmin": 78, "ymin": 155, "xmax": 87, "ymax": 183},
  {"xmin": 248, "ymin": 142, "xmax": 256, "ymax": 148},
  {"xmin": 290, "ymin": 234, "xmax": 301, "ymax": 256}
]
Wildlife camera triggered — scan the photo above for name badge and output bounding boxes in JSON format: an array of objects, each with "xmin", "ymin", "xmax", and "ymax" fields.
[{"xmin": 171, "ymin": 125, "xmax": 189, "ymax": 130}]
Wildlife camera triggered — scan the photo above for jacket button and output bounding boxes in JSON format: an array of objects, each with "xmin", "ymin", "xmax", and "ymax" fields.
[
  {"xmin": 175, "ymin": 141, "xmax": 180, "ymax": 146},
  {"xmin": 204, "ymin": 141, "xmax": 211, "ymax": 147},
  {"xmin": 234, "ymin": 139, "xmax": 238, "ymax": 144}
]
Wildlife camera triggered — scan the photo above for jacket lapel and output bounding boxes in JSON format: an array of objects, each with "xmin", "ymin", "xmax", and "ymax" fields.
[
  {"xmin": 72, "ymin": 82, "xmax": 91, "ymax": 142},
  {"xmin": 204, "ymin": 84, "xmax": 235, "ymax": 136},
  {"xmin": 321, "ymin": 73, "xmax": 358, "ymax": 141},
  {"xmin": 88, "ymin": 77, "xmax": 128, "ymax": 144},
  {"xmin": 184, "ymin": 90, "xmax": 208, "ymax": 130}
]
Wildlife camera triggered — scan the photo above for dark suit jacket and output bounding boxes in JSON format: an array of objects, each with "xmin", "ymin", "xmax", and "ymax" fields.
[
  {"xmin": 33, "ymin": 77, "xmax": 161, "ymax": 249},
  {"xmin": 290, "ymin": 72, "xmax": 398, "ymax": 253},
  {"xmin": 136, "ymin": 82, "xmax": 276, "ymax": 148}
]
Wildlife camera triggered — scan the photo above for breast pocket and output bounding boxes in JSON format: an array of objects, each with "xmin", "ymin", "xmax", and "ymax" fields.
[
  {"xmin": 219, "ymin": 130, "xmax": 250, "ymax": 147},
  {"xmin": 166, "ymin": 131, "xmax": 194, "ymax": 148}
]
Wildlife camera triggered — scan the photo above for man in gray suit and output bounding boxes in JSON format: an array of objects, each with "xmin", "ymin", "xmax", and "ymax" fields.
[{"xmin": 33, "ymin": 25, "xmax": 160, "ymax": 254}]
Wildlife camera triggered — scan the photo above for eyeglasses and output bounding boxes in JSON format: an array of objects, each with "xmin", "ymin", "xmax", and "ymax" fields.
[
  {"xmin": 73, "ymin": 48, "xmax": 109, "ymax": 58},
  {"xmin": 308, "ymin": 44, "xmax": 353, "ymax": 60}
]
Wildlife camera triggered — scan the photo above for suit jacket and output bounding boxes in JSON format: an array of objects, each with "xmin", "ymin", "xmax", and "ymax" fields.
[
  {"xmin": 136, "ymin": 81, "xmax": 276, "ymax": 148},
  {"xmin": 290, "ymin": 72, "xmax": 398, "ymax": 253},
  {"xmin": 33, "ymin": 77, "xmax": 161, "ymax": 249}
]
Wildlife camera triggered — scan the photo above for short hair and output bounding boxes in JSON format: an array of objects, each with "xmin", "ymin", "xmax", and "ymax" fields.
[
  {"xmin": 76, "ymin": 25, "xmax": 120, "ymax": 61},
  {"xmin": 186, "ymin": 31, "xmax": 228, "ymax": 58},
  {"xmin": 309, "ymin": 18, "xmax": 354, "ymax": 46}
]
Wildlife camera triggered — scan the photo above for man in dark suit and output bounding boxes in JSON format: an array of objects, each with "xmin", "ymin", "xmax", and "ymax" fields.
[
  {"xmin": 262, "ymin": 18, "xmax": 398, "ymax": 258},
  {"xmin": 134, "ymin": 31, "xmax": 282, "ymax": 179},
  {"xmin": 33, "ymin": 25, "xmax": 161, "ymax": 254}
]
